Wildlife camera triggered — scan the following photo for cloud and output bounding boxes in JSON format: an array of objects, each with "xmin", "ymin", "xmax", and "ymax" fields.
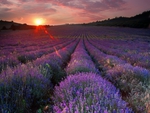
[
  {"xmin": 78, "ymin": 11, "xmax": 106, "ymax": 21},
  {"xmin": 18, "ymin": 0, "xmax": 30, "ymax": 2},
  {"xmin": 0, "ymin": 8, "xmax": 12, "ymax": 12},
  {"xmin": 33, "ymin": 0, "xmax": 127, "ymax": 23},
  {"xmin": 23, "ymin": 4, "xmax": 56, "ymax": 14},
  {"xmin": 35, "ymin": 0, "xmax": 127, "ymax": 13},
  {"xmin": 0, "ymin": 0, "xmax": 12, "ymax": 5},
  {"xmin": 0, "ymin": 11, "xmax": 19, "ymax": 20}
]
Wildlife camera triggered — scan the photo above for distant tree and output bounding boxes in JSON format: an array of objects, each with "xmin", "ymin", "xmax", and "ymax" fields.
[
  {"xmin": 10, "ymin": 24, "xmax": 16, "ymax": 30},
  {"xmin": 2, "ymin": 26, "xmax": 7, "ymax": 30}
]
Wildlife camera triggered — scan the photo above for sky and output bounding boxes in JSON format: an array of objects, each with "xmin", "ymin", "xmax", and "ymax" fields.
[{"xmin": 0, "ymin": 0, "xmax": 150, "ymax": 25}]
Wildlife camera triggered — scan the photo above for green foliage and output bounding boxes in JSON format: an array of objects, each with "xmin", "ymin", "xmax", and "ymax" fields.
[
  {"xmin": 45, "ymin": 62, "xmax": 66, "ymax": 85},
  {"xmin": 40, "ymin": 63, "xmax": 52, "ymax": 79},
  {"xmin": 18, "ymin": 56, "xmax": 27, "ymax": 63},
  {"xmin": 37, "ymin": 109, "xmax": 42, "ymax": 113}
]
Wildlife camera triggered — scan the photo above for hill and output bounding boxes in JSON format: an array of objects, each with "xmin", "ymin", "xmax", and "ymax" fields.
[
  {"xmin": 0, "ymin": 20, "xmax": 20, "ymax": 30},
  {"xmin": 85, "ymin": 11, "xmax": 150, "ymax": 28},
  {"xmin": 0, "ymin": 20, "xmax": 37, "ymax": 30}
]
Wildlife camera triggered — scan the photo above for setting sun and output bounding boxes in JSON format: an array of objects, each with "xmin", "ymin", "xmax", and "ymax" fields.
[{"xmin": 34, "ymin": 18, "xmax": 44, "ymax": 26}]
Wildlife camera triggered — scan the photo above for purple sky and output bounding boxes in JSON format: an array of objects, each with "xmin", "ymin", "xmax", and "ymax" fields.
[{"xmin": 0, "ymin": 0, "xmax": 150, "ymax": 25}]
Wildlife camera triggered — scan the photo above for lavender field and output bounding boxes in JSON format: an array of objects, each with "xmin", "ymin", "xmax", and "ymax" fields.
[{"xmin": 0, "ymin": 26, "xmax": 150, "ymax": 113}]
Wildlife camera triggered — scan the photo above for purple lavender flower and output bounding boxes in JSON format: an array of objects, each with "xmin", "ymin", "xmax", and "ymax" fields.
[
  {"xmin": 0, "ymin": 63, "xmax": 52, "ymax": 113},
  {"xmin": 66, "ymin": 39, "xmax": 98, "ymax": 75},
  {"xmin": 53, "ymin": 72, "xmax": 133, "ymax": 113}
]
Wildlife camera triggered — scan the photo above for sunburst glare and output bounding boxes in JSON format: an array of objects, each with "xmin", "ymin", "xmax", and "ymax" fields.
[{"xmin": 34, "ymin": 18, "xmax": 44, "ymax": 26}]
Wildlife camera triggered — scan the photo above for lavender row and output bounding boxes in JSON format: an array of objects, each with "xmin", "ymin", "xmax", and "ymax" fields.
[
  {"xmin": 53, "ymin": 38, "xmax": 132, "ymax": 112},
  {"xmin": 17, "ymin": 38, "xmax": 75, "ymax": 63},
  {"xmin": 84, "ymin": 39, "xmax": 150, "ymax": 112},
  {"xmin": 0, "ymin": 27, "xmax": 77, "ymax": 57},
  {"xmin": 86, "ymin": 37, "xmax": 150, "ymax": 79},
  {"xmin": 0, "ymin": 37, "xmax": 72, "ymax": 59},
  {"xmin": 33, "ymin": 39, "xmax": 79, "ymax": 85},
  {"xmin": 0, "ymin": 38, "xmax": 75, "ymax": 73},
  {"xmin": 89, "ymin": 37, "xmax": 150, "ymax": 70},
  {"xmin": 53, "ymin": 72, "xmax": 132, "ymax": 113},
  {"xmin": 65, "ymin": 39, "xmax": 98, "ymax": 75},
  {"xmin": 0, "ymin": 27, "xmax": 75, "ymax": 49},
  {"xmin": 0, "ymin": 25, "xmax": 84, "ymax": 51},
  {"xmin": 0, "ymin": 33, "xmax": 49, "ymax": 55},
  {"xmin": 0, "ymin": 39, "xmax": 79, "ymax": 113}
]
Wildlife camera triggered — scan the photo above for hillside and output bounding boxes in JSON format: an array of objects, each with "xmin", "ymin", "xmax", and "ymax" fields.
[
  {"xmin": 0, "ymin": 20, "xmax": 37, "ymax": 30},
  {"xmin": 0, "ymin": 20, "xmax": 20, "ymax": 30},
  {"xmin": 86, "ymin": 11, "xmax": 150, "ymax": 28}
]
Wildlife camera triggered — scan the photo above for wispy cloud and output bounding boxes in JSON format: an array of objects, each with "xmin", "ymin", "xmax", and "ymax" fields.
[
  {"xmin": 0, "ymin": 0, "xmax": 13, "ymax": 5},
  {"xmin": 34, "ymin": 0, "xmax": 127, "ymax": 12}
]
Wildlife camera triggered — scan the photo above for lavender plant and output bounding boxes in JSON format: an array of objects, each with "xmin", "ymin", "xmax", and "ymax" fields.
[
  {"xmin": 53, "ymin": 72, "xmax": 133, "ymax": 113},
  {"xmin": 0, "ymin": 63, "xmax": 52, "ymax": 113},
  {"xmin": 66, "ymin": 39, "xmax": 98, "ymax": 75},
  {"xmin": 107, "ymin": 64, "xmax": 150, "ymax": 112}
]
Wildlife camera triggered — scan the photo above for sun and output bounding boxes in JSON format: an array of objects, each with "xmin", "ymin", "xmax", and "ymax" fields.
[{"xmin": 34, "ymin": 18, "xmax": 44, "ymax": 26}]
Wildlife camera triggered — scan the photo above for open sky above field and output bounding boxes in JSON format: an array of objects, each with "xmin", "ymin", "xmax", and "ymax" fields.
[{"xmin": 0, "ymin": 0, "xmax": 150, "ymax": 25}]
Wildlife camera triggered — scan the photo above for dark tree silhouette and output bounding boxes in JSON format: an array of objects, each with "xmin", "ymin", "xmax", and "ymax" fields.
[{"xmin": 2, "ymin": 26, "xmax": 7, "ymax": 30}]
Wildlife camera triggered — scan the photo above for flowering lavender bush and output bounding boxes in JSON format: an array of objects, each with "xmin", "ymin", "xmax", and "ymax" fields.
[
  {"xmin": 53, "ymin": 73, "xmax": 133, "ymax": 113},
  {"xmin": 66, "ymin": 40, "xmax": 98, "ymax": 75},
  {"xmin": 0, "ymin": 55, "xmax": 19, "ymax": 73},
  {"xmin": 101, "ymin": 61, "xmax": 150, "ymax": 112},
  {"xmin": 0, "ymin": 63, "xmax": 52, "ymax": 113},
  {"xmin": 127, "ymin": 81, "xmax": 150, "ymax": 113},
  {"xmin": 106, "ymin": 64, "xmax": 150, "ymax": 82}
]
